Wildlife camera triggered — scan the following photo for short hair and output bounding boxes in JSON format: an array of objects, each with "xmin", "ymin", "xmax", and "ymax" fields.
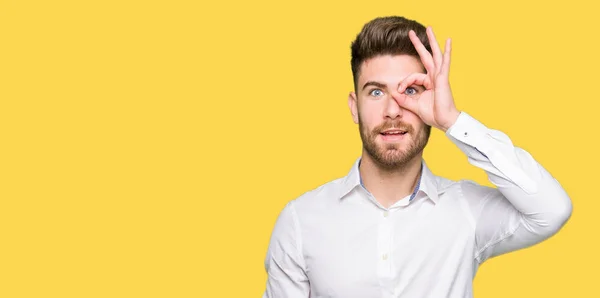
[{"xmin": 350, "ymin": 16, "xmax": 432, "ymax": 91}]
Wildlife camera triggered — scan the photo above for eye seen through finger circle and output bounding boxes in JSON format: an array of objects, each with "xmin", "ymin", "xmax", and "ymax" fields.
[{"xmin": 404, "ymin": 87, "xmax": 418, "ymax": 96}]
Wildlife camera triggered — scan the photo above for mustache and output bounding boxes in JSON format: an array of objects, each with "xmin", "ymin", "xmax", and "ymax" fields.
[{"xmin": 374, "ymin": 121, "xmax": 414, "ymax": 134}]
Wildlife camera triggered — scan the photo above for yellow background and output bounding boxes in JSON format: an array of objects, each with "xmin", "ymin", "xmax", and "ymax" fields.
[{"xmin": 1, "ymin": 0, "xmax": 598, "ymax": 297}]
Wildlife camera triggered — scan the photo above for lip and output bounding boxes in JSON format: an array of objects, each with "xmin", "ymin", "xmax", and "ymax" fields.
[
  {"xmin": 381, "ymin": 129, "xmax": 407, "ymax": 134},
  {"xmin": 379, "ymin": 131, "xmax": 408, "ymax": 142}
]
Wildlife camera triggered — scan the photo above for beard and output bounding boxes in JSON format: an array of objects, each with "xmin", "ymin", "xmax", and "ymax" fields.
[{"xmin": 358, "ymin": 115, "xmax": 431, "ymax": 170}]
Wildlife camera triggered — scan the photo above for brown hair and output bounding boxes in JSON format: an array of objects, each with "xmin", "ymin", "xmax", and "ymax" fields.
[{"xmin": 350, "ymin": 16, "xmax": 432, "ymax": 91}]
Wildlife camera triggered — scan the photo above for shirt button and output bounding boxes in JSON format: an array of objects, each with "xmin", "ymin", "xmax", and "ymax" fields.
[
  {"xmin": 382, "ymin": 253, "xmax": 388, "ymax": 260},
  {"xmin": 383, "ymin": 211, "xmax": 389, "ymax": 217}
]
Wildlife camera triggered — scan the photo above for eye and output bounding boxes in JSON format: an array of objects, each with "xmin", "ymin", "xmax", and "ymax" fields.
[
  {"xmin": 369, "ymin": 89, "xmax": 384, "ymax": 97},
  {"xmin": 404, "ymin": 87, "xmax": 418, "ymax": 96}
]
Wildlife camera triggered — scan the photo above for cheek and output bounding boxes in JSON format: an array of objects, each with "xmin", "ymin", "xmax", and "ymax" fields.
[
  {"xmin": 357, "ymin": 105, "xmax": 381, "ymax": 129},
  {"xmin": 358, "ymin": 100, "xmax": 385, "ymax": 119}
]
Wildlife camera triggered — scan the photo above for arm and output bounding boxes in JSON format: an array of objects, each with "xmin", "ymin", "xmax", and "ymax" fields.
[
  {"xmin": 395, "ymin": 27, "xmax": 572, "ymax": 263},
  {"xmin": 263, "ymin": 201, "xmax": 310, "ymax": 298},
  {"xmin": 446, "ymin": 112, "xmax": 573, "ymax": 263}
]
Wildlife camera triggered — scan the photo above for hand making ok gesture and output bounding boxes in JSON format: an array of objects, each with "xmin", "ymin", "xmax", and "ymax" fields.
[{"xmin": 396, "ymin": 27, "xmax": 461, "ymax": 132}]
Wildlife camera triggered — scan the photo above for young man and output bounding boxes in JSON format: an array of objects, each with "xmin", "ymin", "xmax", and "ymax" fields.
[{"xmin": 262, "ymin": 16, "xmax": 572, "ymax": 297}]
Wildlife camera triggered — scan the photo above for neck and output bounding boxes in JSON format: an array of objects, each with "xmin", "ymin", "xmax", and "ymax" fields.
[{"xmin": 359, "ymin": 151, "xmax": 423, "ymax": 208}]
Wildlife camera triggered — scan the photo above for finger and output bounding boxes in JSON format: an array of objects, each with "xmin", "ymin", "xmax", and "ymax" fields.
[
  {"xmin": 426, "ymin": 27, "xmax": 443, "ymax": 72},
  {"xmin": 408, "ymin": 30, "xmax": 435, "ymax": 74},
  {"xmin": 440, "ymin": 38, "xmax": 452, "ymax": 77},
  {"xmin": 398, "ymin": 73, "xmax": 433, "ymax": 93},
  {"xmin": 395, "ymin": 94, "xmax": 419, "ymax": 115}
]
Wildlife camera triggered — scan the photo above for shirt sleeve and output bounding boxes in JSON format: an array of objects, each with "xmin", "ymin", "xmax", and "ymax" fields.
[
  {"xmin": 445, "ymin": 111, "xmax": 573, "ymax": 264},
  {"xmin": 263, "ymin": 201, "xmax": 310, "ymax": 298}
]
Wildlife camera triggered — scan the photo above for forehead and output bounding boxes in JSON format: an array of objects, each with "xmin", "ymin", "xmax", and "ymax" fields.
[{"xmin": 358, "ymin": 54, "xmax": 424, "ymax": 87}]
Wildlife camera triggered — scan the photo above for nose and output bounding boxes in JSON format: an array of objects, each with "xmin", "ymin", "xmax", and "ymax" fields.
[{"xmin": 384, "ymin": 92, "xmax": 404, "ymax": 119}]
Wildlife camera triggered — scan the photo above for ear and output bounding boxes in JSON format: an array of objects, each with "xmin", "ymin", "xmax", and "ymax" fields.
[{"xmin": 348, "ymin": 91, "xmax": 359, "ymax": 124}]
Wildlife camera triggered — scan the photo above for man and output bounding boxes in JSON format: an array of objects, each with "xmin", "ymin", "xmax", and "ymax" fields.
[{"xmin": 262, "ymin": 16, "xmax": 572, "ymax": 298}]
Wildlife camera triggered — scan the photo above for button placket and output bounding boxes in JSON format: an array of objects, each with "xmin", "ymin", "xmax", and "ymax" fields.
[{"xmin": 377, "ymin": 209, "xmax": 393, "ymax": 279}]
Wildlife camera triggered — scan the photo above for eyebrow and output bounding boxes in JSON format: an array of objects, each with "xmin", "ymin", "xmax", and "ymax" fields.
[{"xmin": 362, "ymin": 81, "xmax": 387, "ymax": 91}]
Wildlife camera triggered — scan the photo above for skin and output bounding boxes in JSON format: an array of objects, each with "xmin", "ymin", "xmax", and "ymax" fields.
[{"xmin": 347, "ymin": 27, "xmax": 461, "ymax": 208}]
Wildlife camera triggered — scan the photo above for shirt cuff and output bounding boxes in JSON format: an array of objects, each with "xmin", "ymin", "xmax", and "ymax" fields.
[
  {"xmin": 445, "ymin": 111, "xmax": 539, "ymax": 194},
  {"xmin": 446, "ymin": 112, "xmax": 492, "ymax": 156},
  {"xmin": 446, "ymin": 111, "xmax": 487, "ymax": 143}
]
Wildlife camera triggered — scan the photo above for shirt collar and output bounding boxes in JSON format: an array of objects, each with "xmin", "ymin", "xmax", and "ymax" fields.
[{"xmin": 337, "ymin": 157, "xmax": 440, "ymax": 204}]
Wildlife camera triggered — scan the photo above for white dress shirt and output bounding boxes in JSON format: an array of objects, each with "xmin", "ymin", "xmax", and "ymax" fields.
[{"xmin": 262, "ymin": 112, "xmax": 573, "ymax": 298}]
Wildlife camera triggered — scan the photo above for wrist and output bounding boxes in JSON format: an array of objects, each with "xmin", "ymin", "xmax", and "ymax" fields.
[{"xmin": 440, "ymin": 109, "xmax": 461, "ymax": 132}]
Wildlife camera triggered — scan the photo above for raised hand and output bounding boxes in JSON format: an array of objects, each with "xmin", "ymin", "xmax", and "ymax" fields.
[{"xmin": 396, "ymin": 27, "xmax": 460, "ymax": 132}]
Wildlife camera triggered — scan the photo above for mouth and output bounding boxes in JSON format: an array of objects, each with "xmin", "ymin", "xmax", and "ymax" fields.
[{"xmin": 379, "ymin": 129, "xmax": 408, "ymax": 142}]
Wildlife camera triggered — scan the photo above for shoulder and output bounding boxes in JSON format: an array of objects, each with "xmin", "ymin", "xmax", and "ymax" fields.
[
  {"xmin": 458, "ymin": 179, "xmax": 497, "ymax": 200},
  {"xmin": 290, "ymin": 176, "xmax": 346, "ymax": 213},
  {"xmin": 433, "ymin": 173, "xmax": 496, "ymax": 199},
  {"xmin": 424, "ymin": 175, "xmax": 504, "ymax": 232},
  {"xmin": 435, "ymin": 175, "xmax": 500, "ymax": 216}
]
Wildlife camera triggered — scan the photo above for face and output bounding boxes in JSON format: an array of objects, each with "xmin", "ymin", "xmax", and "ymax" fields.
[{"xmin": 348, "ymin": 54, "xmax": 431, "ymax": 170}]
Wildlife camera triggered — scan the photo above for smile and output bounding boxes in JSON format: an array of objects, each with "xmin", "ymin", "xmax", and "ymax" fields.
[{"xmin": 380, "ymin": 130, "xmax": 408, "ymax": 141}]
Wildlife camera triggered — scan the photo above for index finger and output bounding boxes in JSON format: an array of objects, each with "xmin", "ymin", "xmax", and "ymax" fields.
[
  {"xmin": 426, "ymin": 27, "xmax": 443, "ymax": 72},
  {"xmin": 408, "ymin": 30, "xmax": 434, "ymax": 74}
]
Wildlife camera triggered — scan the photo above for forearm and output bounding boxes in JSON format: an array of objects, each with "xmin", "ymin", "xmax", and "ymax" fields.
[{"xmin": 446, "ymin": 112, "xmax": 573, "ymax": 234}]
